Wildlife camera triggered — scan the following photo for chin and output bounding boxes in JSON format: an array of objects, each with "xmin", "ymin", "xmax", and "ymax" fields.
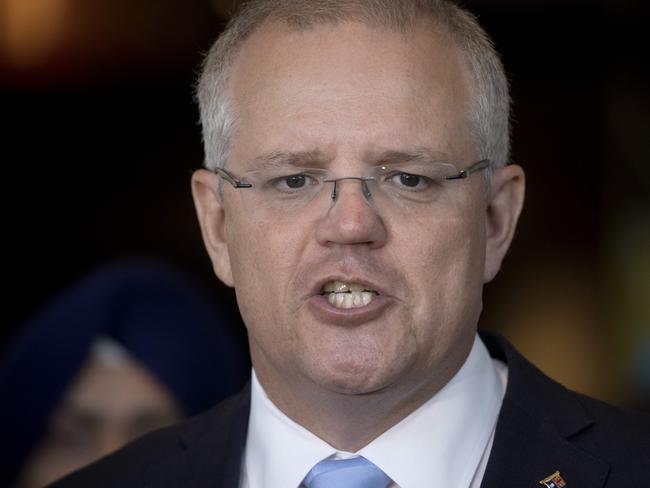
[
  {"xmin": 300, "ymin": 326, "xmax": 417, "ymax": 396},
  {"xmin": 306, "ymin": 352, "xmax": 402, "ymax": 396}
]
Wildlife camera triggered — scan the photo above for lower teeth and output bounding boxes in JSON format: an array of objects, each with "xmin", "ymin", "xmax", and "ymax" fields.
[{"xmin": 327, "ymin": 291, "xmax": 375, "ymax": 309}]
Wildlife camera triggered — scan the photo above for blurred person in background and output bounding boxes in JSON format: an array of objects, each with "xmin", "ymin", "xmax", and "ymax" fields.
[{"xmin": 0, "ymin": 259, "xmax": 248, "ymax": 487}]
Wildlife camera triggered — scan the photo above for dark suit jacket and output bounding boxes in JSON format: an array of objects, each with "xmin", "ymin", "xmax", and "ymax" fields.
[{"xmin": 51, "ymin": 333, "xmax": 650, "ymax": 487}]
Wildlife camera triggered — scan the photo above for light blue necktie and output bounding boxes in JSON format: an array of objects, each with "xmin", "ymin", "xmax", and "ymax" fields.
[{"xmin": 302, "ymin": 456, "xmax": 392, "ymax": 488}]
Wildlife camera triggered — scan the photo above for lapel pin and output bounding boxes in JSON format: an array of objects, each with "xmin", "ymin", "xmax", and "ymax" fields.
[{"xmin": 539, "ymin": 471, "xmax": 566, "ymax": 487}]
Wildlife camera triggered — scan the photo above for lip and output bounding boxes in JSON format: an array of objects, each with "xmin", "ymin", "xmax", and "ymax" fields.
[
  {"xmin": 306, "ymin": 293, "xmax": 393, "ymax": 327},
  {"xmin": 302, "ymin": 274, "xmax": 394, "ymax": 326}
]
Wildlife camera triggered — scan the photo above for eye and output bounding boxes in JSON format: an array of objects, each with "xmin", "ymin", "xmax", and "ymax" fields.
[
  {"xmin": 397, "ymin": 173, "xmax": 420, "ymax": 187},
  {"xmin": 387, "ymin": 171, "xmax": 432, "ymax": 191},
  {"xmin": 270, "ymin": 173, "xmax": 319, "ymax": 193},
  {"xmin": 285, "ymin": 174, "xmax": 307, "ymax": 188}
]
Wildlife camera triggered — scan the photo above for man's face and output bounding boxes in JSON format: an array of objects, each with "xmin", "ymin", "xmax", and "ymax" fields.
[
  {"xmin": 194, "ymin": 20, "xmax": 521, "ymax": 398},
  {"xmin": 19, "ymin": 354, "xmax": 181, "ymax": 487}
]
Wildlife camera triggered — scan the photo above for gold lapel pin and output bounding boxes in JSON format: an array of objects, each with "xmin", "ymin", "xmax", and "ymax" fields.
[{"xmin": 539, "ymin": 470, "xmax": 567, "ymax": 488}]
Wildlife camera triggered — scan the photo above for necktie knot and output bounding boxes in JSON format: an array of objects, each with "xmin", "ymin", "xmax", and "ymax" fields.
[{"xmin": 302, "ymin": 456, "xmax": 392, "ymax": 488}]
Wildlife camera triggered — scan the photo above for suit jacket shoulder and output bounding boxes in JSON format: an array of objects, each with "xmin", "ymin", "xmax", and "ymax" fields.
[
  {"xmin": 480, "ymin": 332, "xmax": 650, "ymax": 488},
  {"xmin": 49, "ymin": 384, "xmax": 250, "ymax": 488}
]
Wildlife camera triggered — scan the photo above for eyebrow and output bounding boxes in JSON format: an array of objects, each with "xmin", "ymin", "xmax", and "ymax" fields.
[
  {"xmin": 53, "ymin": 403, "xmax": 104, "ymax": 429},
  {"xmin": 369, "ymin": 149, "xmax": 453, "ymax": 166},
  {"xmin": 248, "ymin": 150, "xmax": 330, "ymax": 171}
]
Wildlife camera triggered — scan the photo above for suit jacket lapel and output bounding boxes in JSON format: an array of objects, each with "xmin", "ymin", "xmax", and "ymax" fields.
[
  {"xmin": 480, "ymin": 333, "xmax": 610, "ymax": 488},
  {"xmin": 144, "ymin": 383, "xmax": 251, "ymax": 488}
]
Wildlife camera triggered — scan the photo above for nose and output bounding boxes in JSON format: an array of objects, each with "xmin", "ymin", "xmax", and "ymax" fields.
[
  {"xmin": 95, "ymin": 430, "xmax": 129, "ymax": 460},
  {"xmin": 315, "ymin": 177, "xmax": 388, "ymax": 248}
]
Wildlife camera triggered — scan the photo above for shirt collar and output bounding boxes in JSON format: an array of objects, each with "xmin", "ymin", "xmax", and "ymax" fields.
[
  {"xmin": 244, "ymin": 370, "xmax": 334, "ymax": 488},
  {"xmin": 358, "ymin": 334, "xmax": 504, "ymax": 487},
  {"xmin": 243, "ymin": 334, "xmax": 505, "ymax": 488}
]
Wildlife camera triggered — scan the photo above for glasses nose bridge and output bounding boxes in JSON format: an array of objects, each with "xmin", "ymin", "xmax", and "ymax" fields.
[{"xmin": 324, "ymin": 176, "xmax": 374, "ymax": 202}]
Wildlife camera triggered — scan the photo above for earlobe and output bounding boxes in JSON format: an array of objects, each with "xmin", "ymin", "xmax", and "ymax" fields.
[
  {"xmin": 191, "ymin": 169, "xmax": 235, "ymax": 287},
  {"xmin": 484, "ymin": 164, "xmax": 525, "ymax": 283}
]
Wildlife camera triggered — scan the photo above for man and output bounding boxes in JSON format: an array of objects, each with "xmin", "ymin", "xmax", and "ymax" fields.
[{"xmin": 53, "ymin": 0, "xmax": 649, "ymax": 487}]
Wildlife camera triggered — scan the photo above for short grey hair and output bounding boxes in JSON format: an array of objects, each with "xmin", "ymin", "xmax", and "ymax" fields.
[{"xmin": 197, "ymin": 0, "xmax": 511, "ymax": 171}]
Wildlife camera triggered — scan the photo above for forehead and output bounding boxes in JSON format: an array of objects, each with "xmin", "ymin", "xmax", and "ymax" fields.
[
  {"xmin": 228, "ymin": 19, "xmax": 474, "ymax": 167},
  {"xmin": 62, "ymin": 355, "xmax": 174, "ymax": 414}
]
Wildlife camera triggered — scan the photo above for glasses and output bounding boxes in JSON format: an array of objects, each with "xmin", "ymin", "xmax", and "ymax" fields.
[{"xmin": 213, "ymin": 159, "xmax": 490, "ymax": 214}]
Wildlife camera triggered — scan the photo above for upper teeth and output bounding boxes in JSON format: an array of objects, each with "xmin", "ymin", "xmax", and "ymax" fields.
[
  {"xmin": 322, "ymin": 281, "xmax": 374, "ymax": 293},
  {"xmin": 321, "ymin": 281, "xmax": 377, "ymax": 309}
]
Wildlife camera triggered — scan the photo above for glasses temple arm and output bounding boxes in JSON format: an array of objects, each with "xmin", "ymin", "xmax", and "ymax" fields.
[
  {"xmin": 214, "ymin": 167, "xmax": 253, "ymax": 188},
  {"xmin": 446, "ymin": 159, "xmax": 491, "ymax": 180}
]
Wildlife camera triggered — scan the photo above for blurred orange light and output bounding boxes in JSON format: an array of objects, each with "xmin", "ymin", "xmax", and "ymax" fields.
[{"xmin": 2, "ymin": 0, "xmax": 70, "ymax": 68}]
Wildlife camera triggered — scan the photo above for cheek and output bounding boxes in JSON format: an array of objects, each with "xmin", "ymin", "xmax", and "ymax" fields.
[
  {"xmin": 395, "ymin": 211, "xmax": 485, "ymax": 326},
  {"xmin": 229, "ymin": 218, "xmax": 304, "ymax": 286},
  {"xmin": 20, "ymin": 445, "xmax": 94, "ymax": 488},
  {"xmin": 226, "ymin": 216, "xmax": 308, "ymax": 336}
]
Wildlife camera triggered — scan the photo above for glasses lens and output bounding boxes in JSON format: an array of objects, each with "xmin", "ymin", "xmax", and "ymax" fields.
[
  {"xmin": 243, "ymin": 167, "xmax": 329, "ymax": 211},
  {"xmin": 371, "ymin": 162, "xmax": 459, "ymax": 204}
]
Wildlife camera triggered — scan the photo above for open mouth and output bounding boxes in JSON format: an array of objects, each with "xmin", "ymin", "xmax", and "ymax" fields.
[{"xmin": 319, "ymin": 280, "xmax": 379, "ymax": 309}]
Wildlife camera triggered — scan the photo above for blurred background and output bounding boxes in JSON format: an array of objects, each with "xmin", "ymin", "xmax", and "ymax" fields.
[{"xmin": 2, "ymin": 0, "xmax": 649, "ymax": 410}]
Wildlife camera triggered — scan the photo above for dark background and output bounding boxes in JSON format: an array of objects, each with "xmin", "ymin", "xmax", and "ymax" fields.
[{"xmin": 2, "ymin": 0, "xmax": 649, "ymax": 408}]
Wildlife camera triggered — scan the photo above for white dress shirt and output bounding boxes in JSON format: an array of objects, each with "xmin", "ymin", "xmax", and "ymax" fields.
[{"xmin": 241, "ymin": 334, "xmax": 507, "ymax": 488}]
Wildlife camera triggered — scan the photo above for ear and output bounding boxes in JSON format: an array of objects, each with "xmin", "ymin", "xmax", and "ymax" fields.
[
  {"xmin": 484, "ymin": 164, "xmax": 525, "ymax": 283},
  {"xmin": 191, "ymin": 169, "xmax": 234, "ymax": 287}
]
